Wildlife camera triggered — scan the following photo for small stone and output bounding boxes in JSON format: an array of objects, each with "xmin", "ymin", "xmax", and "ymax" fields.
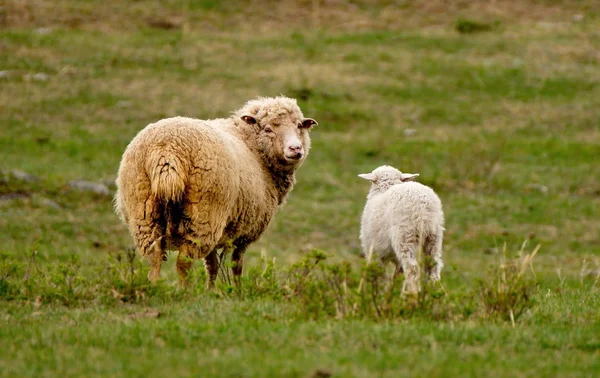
[
  {"xmin": 34, "ymin": 27, "xmax": 54, "ymax": 35},
  {"xmin": 484, "ymin": 247, "xmax": 498, "ymax": 255},
  {"xmin": 525, "ymin": 184, "xmax": 548, "ymax": 194},
  {"xmin": 39, "ymin": 197, "xmax": 62, "ymax": 209},
  {"xmin": 0, "ymin": 192, "xmax": 30, "ymax": 202},
  {"xmin": 31, "ymin": 73, "xmax": 49, "ymax": 82},
  {"xmin": 127, "ymin": 310, "xmax": 161, "ymax": 319},
  {"xmin": 10, "ymin": 169, "xmax": 39, "ymax": 182},
  {"xmin": 116, "ymin": 100, "xmax": 132, "ymax": 108},
  {"xmin": 69, "ymin": 180, "xmax": 111, "ymax": 195},
  {"xmin": 583, "ymin": 269, "xmax": 600, "ymax": 277},
  {"xmin": 0, "ymin": 70, "xmax": 17, "ymax": 79},
  {"xmin": 573, "ymin": 14, "xmax": 584, "ymax": 22},
  {"xmin": 103, "ymin": 177, "xmax": 118, "ymax": 189},
  {"xmin": 404, "ymin": 128, "xmax": 417, "ymax": 136},
  {"xmin": 311, "ymin": 369, "xmax": 333, "ymax": 378}
]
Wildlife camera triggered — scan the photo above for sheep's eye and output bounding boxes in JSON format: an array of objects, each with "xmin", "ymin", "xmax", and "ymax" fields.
[{"xmin": 264, "ymin": 126, "xmax": 274, "ymax": 133}]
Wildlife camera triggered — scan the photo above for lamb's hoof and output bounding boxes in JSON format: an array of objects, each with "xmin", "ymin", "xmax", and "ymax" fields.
[{"xmin": 404, "ymin": 291, "xmax": 419, "ymax": 308}]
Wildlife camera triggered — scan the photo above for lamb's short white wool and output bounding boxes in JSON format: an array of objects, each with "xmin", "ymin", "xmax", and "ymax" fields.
[{"xmin": 358, "ymin": 165, "xmax": 445, "ymax": 294}]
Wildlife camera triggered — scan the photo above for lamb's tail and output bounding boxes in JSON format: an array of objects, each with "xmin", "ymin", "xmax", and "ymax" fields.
[{"xmin": 147, "ymin": 153, "xmax": 186, "ymax": 202}]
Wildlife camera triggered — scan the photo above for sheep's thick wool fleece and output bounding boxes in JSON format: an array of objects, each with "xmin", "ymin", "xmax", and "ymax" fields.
[
  {"xmin": 360, "ymin": 182, "xmax": 444, "ymax": 257},
  {"xmin": 114, "ymin": 96, "xmax": 310, "ymax": 259}
]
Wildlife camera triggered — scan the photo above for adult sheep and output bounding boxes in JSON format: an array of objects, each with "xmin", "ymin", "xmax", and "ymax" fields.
[{"xmin": 114, "ymin": 96, "xmax": 318, "ymax": 288}]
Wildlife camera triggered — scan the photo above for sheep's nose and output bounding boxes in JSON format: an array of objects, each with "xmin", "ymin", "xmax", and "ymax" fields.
[{"xmin": 286, "ymin": 145, "xmax": 304, "ymax": 160}]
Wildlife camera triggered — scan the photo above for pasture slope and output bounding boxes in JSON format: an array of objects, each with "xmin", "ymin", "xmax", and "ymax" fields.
[{"xmin": 1, "ymin": 1, "xmax": 599, "ymax": 377}]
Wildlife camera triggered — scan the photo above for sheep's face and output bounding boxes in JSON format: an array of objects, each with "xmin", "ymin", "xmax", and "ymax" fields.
[
  {"xmin": 241, "ymin": 113, "xmax": 317, "ymax": 169},
  {"xmin": 358, "ymin": 165, "xmax": 419, "ymax": 194}
]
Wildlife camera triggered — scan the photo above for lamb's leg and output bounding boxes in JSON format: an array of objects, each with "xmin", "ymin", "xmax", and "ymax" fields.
[
  {"xmin": 424, "ymin": 231, "xmax": 444, "ymax": 282},
  {"xmin": 393, "ymin": 261, "xmax": 404, "ymax": 279},
  {"xmin": 380, "ymin": 254, "xmax": 403, "ymax": 280},
  {"xmin": 393, "ymin": 235, "xmax": 420, "ymax": 294},
  {"xmin": 204, "ymin": 250, "xmax": 219, "ymax": 290},
  {"xmin": 231, "ymin": 244, "xmax": 248, "ymax": 287}
]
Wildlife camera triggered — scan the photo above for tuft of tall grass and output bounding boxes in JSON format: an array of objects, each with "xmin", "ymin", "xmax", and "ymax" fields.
[
  {"xmin": 477, "ymin": 242, "xmax": 540, "ymax": 324},
  {"xmin": 0, "ymin": 242, "xmax": 541, "ymax": 323}
]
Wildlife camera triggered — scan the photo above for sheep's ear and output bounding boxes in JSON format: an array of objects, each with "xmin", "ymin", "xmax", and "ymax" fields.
[
  {"xmin": 241, "ymin": 115, "xmax": 257, "ymax": 125},
  {"xmin": 358, "ymin": 173, "xmax": 376, "ymax": 182},
  {"xmin": 400, "ymin": 173, "xmax": 419, "ymax": 182},
  {"xmin": 301, "ymin": 118, "xmax": 318, "ymax": 129}
]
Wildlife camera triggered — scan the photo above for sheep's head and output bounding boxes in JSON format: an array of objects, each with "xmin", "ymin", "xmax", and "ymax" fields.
[
  {"xmin": 237, "ymin": 96, "xmax": 317, "ymax": 171},
  {"xmin": 358, "ymin": 165, "xmax": 419, "ymax": 194}
]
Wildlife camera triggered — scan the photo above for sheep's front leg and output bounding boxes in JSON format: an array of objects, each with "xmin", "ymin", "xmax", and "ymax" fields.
[
  {"xmin": 231, "ymin": 244, "xmax": 248, "ymax": 287},
  {"xmin": 204, "ymin": 250, "xmax": 219, "ymax": 290}
]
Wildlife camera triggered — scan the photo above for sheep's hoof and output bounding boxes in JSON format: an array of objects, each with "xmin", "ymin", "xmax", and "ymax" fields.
[
  {"xmin": 205, "ymin": 281, "xmax": 216, "ymax": 292},
  {"xmin": 147, "ymin": 269, "xmax": 160, "ymax": 283},
  {"xmin": 178, "ymin": 278, "xmax": 191, "ymax": 289}
]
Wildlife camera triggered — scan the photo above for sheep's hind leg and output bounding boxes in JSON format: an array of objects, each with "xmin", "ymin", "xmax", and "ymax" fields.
[
  {"xmin": 127, "ymin": 175, "xmax": 166, "ymax": 283},
  {"xmin": 176, "ymin": 242, "xmax": 195, "ymax": 287},
  {"xmin": 424, "ymin": 232, "xmax": 443, "ymax": 282},
  {"xmin": 393, "ymin": 235, "xmax": 420, "ymax": 294},
  {"xmin": 146, "ymin": 238, "xmax": 165, "ymax": 283}
]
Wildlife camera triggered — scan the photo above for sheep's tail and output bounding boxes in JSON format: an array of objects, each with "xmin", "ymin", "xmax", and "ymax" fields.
[{"xmin": 147, "ymin": 153, "xmax": 186, "ymax": 202}]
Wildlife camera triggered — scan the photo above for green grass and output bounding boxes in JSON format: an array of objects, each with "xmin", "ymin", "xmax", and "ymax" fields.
[{"xmin": 1, "ymin": 0, "xmax": 600, "ymax": 376}]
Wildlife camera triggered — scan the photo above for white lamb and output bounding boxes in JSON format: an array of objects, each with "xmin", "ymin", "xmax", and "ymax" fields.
[{"xmin": 358, "ymin": 165, "xmax": 445, "ymax": 294}]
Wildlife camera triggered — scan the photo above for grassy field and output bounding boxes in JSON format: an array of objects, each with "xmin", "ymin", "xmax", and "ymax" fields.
[{"xmin": 1, "ymin": 1, "xmax": 600, "ymax": 376}]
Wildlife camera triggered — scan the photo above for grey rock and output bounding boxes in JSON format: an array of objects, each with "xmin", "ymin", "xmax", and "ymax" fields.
[
  {"xmin": 0, "ymin": 70, "xmax": 17, "ymax": 79},
  {"xmin": 31, "ymin": 73, "xmax": 49, "ymax": 82},
  {"xmin": 34, "ymin": 27, "xmax": 54, "ymax": 35},
  {"xmin": 69, "ymin": 180, "xmax": 111, "ymax": 195},
  {"xmin": 9, "ymin": 169, "xmax": 39, "ymax": 182},
  {"xmin": 404, "ymin": 128, "xmax": 417, "ymax": 136},
  {"xmin": 525, "ymin": 184, "xmax": 548, "ymax": 194},
  {"xmin": 0, "ymin": 192, "xmax": 30, "ymax": 202},
  {"xmin": 39, "ymin": 197, "xmax": 62, "ymax": 209},
  {"xmin": 103, "ymin": 177, "xmax": 118, "ymax": 190},
  {"xmin": 583, "ymin": 269, "xmax": 600, "ymax": 278}
]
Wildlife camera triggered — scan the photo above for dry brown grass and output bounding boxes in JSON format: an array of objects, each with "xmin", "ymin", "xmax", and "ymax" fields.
[{"xmin": 3, "ymin": 0, "xmax": 596, "ymax": 32}]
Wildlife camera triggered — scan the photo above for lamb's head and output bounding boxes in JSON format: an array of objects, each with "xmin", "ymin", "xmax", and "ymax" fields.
[
  {"xmin": 358, "ymin": 165, "xmax": 419, "ymax": 195},
  {"xmin": 236, "ymin": 96, "xmax": 317, "ymax": 171}
]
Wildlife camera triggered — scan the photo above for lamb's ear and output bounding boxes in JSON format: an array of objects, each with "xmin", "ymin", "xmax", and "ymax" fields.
[
  {"xmin": 400, "ymin": 173, "xmax": 419, "ymax": 182},
  {"xmin": 241, "ymin": 115, "xmax": 257, "ymax": 125},
  {"xmin": 301, "ymin": 118, "xmax": 318, "ymax": 129},
  {"xmin": 358, "ymin": 173, "xmax": 376, "ymax": 182}
]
